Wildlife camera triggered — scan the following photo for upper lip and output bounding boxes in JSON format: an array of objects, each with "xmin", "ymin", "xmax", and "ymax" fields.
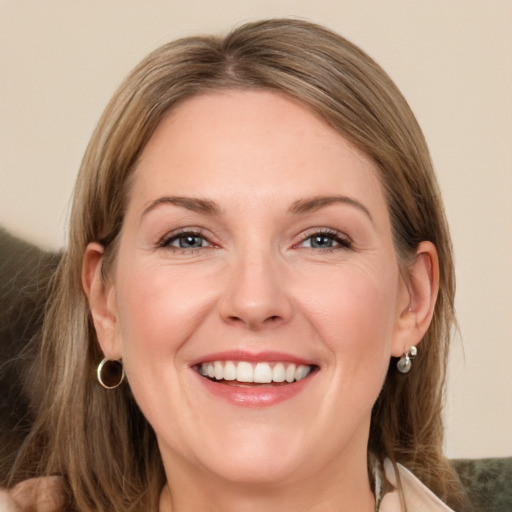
[{"xmin": 189, "ymin": 350, "xmax": 316, "ymax": 367}]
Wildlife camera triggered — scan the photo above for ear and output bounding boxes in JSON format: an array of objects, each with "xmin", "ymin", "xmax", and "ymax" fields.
[
  {"xmin": 82, "ymin": 242, "xmax": 122, "ymax": 360},
  {"xmin": 391, "ymin": 241, "xmax": 439, "ymax": 357}
]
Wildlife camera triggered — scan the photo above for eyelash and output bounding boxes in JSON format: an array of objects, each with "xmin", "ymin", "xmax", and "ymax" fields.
[
  {"xmin": 158, "ymin": 229, "xmax": 213, "ymax": 253},
  {"xmin": 297, "ymin": 228, "xmax": 352, "ymax": 251},
  {"xmin": 157, "ymin": 228, "xmax": 352, "ymax": 253}
]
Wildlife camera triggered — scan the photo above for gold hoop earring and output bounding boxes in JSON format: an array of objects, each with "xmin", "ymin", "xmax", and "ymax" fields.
[
  {"xmin": 396, "ymin": 346, "xmax": 417, "ymax": 374},
  {"xmin": 97, "ymin": 358, "xmax": 125, "ymax": 389}
]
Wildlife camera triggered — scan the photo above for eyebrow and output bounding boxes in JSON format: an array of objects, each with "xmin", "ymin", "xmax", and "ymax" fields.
[
  {"xmin": 141, "ymin": 196, "xmax": 221, "ymax": 218},
  {"xmin": 289, "ymin": 195, "xmax": 374, "ymax": 223},
  {"xmin": 141, "ymin": 194, "xmax": 373, "ymax": 223}
]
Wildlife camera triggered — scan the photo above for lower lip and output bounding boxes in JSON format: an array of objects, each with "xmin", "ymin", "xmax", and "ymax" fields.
[{"xmin": 195, "ymin": 372, "xmax": 316, "ymax": 407}]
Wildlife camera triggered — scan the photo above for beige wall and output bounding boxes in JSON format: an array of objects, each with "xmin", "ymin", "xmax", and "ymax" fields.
[{"xmin": 1, "ymin": 0, "xmax": 511, "ymax": 459}]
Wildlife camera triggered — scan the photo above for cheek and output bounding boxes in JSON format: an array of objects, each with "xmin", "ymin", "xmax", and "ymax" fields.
[
  {"xmin": 112, "ymin": 260, "xmax": 220, "ymax": 400},
  {"xmin": 296, "ymin": 262, "xmax": 400, "ymax": 382},
  {"xmin": 115, "ymin": 260, "xmax": 212, "ymax": 346},
  {"xmin": 305, "ymin": 266, "xmax": 398, "ymax": 340},
  {"xmin": 111, "ymin": 261, "xmax": 220, "ymax": 435}
]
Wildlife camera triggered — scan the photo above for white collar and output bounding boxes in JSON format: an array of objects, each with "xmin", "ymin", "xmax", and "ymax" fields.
[{"xmin": 375, "ymin": 459, "xmax": 455, "ymax": 512}]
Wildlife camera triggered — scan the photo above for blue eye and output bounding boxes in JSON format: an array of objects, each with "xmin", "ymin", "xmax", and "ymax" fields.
[
  {"xmin": 300, "ymin": 231, "xmax": 351, "ymax": 250},
  {"xmin": 175, "ymin": 234, "xmax": 205, "ymax": 248},
  {"xmin": 160, "ymin": 231, "xmax": 210, "ymax": 250},
  {"xmin": 308, "ymin": 234, "xmax": 336, "ymax": 248}
]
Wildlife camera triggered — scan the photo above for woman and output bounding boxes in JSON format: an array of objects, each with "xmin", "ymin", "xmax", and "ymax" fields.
[{"xmin": 5, "ymin": 18, "xmax": 468, "ymax": 511}]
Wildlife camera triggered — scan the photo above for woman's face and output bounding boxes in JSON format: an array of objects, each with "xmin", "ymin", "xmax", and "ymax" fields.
[{"xmin": 92, "ymin": 90, "xmax": 417, "ymax": 487}]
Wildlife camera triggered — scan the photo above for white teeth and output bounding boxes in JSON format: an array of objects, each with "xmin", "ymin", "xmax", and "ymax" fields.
[
  {"xmin": 237, "ymin": 362, "xmax": 254, "ymax": 383},
  {"xmin": 253, "ymin": 363, "xmax": 273, "ymax": 383},
  {"xmin": 214, "ymin": 361, "xmax": 223, "ymax": 380},
  {"xmin": 272, "ymin": 362, "xmax": 286, "ymax": 382},
  {"xmin": 223, "ymin": 361, "xmax": 237, "ymax": 381},
  {"xmin": 198, "ymin": 361, "xmax": 312, "ymax": 384},
  {"xmin": 295, "ymin": 365, "xmax": 310, "ymax": 381},
  {"xmin": 285, "ymin": 364, "xmax": 296, "ymax": 383}
]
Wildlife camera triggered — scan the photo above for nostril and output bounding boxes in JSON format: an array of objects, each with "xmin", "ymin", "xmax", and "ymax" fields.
[
  {"xmin": 225, "ymin": 314, "xmax": 283, "ymax": 329},
  {"xmin": 227, "ymin": 314, "xmax": 280, "ymax": 322}
]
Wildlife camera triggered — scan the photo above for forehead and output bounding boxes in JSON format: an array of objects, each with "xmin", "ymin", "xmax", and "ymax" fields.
[{"xmin": 129, "ymin": 89, "xmax": 387, "ymax": 217}]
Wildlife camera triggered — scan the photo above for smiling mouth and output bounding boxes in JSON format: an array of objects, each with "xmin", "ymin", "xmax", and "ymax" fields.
[{"xmin": 196, "ymin": 361, "xmax": 316, "ymax": 385}]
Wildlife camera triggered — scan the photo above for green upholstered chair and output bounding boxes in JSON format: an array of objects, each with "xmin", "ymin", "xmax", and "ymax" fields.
[
  {"xmin": 1, "ymin": 227, "xmax": 511, "ymax": 509},
  {"xmin": 0, "ymin": 227, "xmax": 61, "ymax": 481},
  {"xmin": 451, "ymin": 457, "xmax": 512, "ymax": 512}
]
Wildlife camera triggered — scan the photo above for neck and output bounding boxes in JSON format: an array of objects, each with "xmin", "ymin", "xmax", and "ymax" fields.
[{"xmin": 159, "ymin": 451, "xmax": 375, "ymax": 512}]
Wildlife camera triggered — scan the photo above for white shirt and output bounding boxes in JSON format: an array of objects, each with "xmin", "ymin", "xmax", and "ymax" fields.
[{"xmin": 379, "ymin": 459, "xmax": 455, "ymax": 512}]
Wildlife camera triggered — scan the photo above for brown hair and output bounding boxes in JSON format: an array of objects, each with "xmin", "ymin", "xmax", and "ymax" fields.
[{"xmin": 10, "ymin": 18, "xmax": 466, "ymax": 510}]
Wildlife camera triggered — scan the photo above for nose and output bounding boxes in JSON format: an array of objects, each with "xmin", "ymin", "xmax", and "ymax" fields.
[{"xmin": 219, "ymin": 250, "xmax": 294, "ymax": 330}]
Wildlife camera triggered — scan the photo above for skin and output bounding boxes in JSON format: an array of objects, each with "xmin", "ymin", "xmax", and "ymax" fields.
[
  {"xmin": 84, "ymin": 90, "xmax": 438, "ymax": 512},
  {"xmin": 0, "ymin": 478, "xmax": 65, "ymax": 512}
]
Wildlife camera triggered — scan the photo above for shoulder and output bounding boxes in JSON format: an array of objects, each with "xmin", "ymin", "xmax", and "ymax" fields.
[
  {"xmin": 379, "ymin": 460, "xmax": 455, "ymax": 512},
  {"xmin": 0, "ymin": 477, "xmax": 65, "ymax": 512}
]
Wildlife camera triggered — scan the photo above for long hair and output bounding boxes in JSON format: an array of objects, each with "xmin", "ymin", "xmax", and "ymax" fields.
[{"xmin": 10, "ymin": 18, "xmax": 465, "ymax": 510}]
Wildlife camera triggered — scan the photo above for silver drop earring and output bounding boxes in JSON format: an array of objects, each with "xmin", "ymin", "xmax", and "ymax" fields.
[{"xmin": 396, "ymin": 346, "xmax": 417, "ymax": 374}]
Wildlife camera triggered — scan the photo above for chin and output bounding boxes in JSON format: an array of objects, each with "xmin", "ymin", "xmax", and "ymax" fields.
[
  {"xmin": 202, "ymin": 447, "xmax": 306, "ymax": 486},
  {"xmin": 160, "ymin": 421, "xmax": 312, "ymax": 487}
]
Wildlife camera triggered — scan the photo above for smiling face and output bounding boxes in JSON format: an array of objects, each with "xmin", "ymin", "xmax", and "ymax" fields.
[{"xmin": 85, "ymin": 89, "xmax": 424, "ymax": 500}]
